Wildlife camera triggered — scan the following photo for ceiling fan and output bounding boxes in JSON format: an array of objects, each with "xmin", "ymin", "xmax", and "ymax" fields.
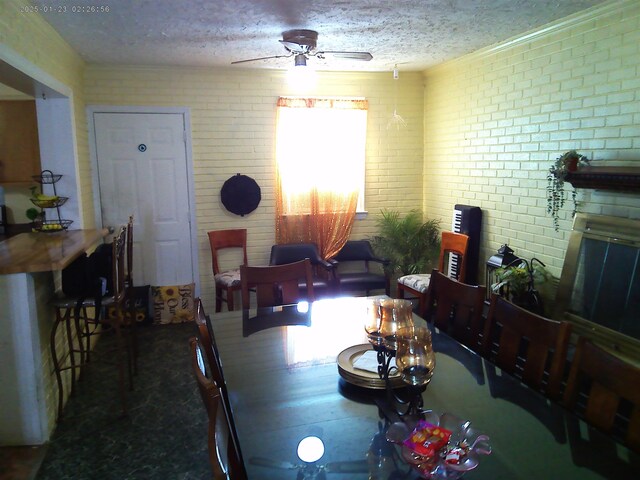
[{"xmin": 231, "ymin": 29, "xmax": 373, "ymax": 66}]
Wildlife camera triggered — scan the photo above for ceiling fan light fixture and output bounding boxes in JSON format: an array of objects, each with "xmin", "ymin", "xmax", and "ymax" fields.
[{"xmin": 294, "ymin": 54, "xmax": 307, "ymax": 67}]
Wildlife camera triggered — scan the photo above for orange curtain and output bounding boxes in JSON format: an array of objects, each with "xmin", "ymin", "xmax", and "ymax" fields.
[{"xmin": 275, "ymin": 97, "xmax": 368, "ymax": 259}]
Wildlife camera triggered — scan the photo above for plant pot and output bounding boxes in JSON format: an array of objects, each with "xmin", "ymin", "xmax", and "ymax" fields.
[
  {"xmin": 566, "ymin": 157, "xmax": 579, "ymax": 172},
  {"xmin": 511, "ymin": 291, "xmax": 544, "ymax": 316}
]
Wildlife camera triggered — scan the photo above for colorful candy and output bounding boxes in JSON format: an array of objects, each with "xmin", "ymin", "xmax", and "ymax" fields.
[{"xmin": 403, "ymin": 420, "xmax": 452, "ymax": 458}]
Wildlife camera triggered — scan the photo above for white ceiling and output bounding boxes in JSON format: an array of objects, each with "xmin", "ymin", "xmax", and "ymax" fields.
[{"xmin": 35, "ymin": 0, "xmax": 608, "ymax": 72}]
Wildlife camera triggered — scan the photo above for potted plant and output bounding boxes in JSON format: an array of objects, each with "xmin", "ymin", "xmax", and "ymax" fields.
[
  {"xmin": 369, "ymin": 209, "xmax": 441, "ymax": 275},
  {"xmin": 491, "ymin": 258, "xmax": 553, "ymax": 315},
  {"xmin": 26, "ymin": 207, "xmax": 44, "ymax": 230},
  {"xmin": 546, "ymin": 150, "xmax": 590, "ymax": 231}
]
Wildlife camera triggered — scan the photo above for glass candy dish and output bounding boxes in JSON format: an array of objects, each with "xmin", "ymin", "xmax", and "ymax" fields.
[{"xmin": 385, "ymin": 411, "xmax": 491, "ymax": 479}]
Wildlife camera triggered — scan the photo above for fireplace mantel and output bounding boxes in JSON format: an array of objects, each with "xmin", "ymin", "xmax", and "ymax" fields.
[{"xmin": 565, "ymin": 166, "xmax": 640, "ymax": 192}]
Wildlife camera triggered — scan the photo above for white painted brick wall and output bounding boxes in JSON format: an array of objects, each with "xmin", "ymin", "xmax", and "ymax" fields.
[
  {"xmin": 84, "ymin": 67, "xmax": 425, "ymax": 308},
  {"xmin": 424, "ymin": 0, "xmax": 640, "ymax": 284}
]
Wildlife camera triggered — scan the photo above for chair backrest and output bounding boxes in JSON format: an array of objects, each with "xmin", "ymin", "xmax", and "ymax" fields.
[
  {"xmin": 125, "ymin": 215, "xmax": 134, "ymax": 287},
  {"xmin": 208, "ymin": 229, "xmax": 248, "ymax": 275},
  {"xmin": 563, "ymin": 337, "xmax": 640, "ymax": 452},
  {"xmin": 334, "ymin": 240, "xmax": 376, "ymax": 262},
  {"xmin": 482, "ymin": 294, "xmax": 571, "ymax": 400},
  {"xmin": 241, "ymin": 259, "xmax": 314, "ymax": 309},
  {"xmin": 437, "ymin": 231, "xmax": 469, "ymax": 281},
  {"xmin": 189, "ymin": 337, "xmax": 245, "ymax": 479},
  {"xmin": 111, "ymin": 225, "xmax": 127, "ymax": 304},
  {"xmin": 195, "ymin": 298, "xmax": 224, "ymax": 386},
  {"xmin": 423, "ymin": 269, "xmax": 486, "ymax": 351},
  {"xmin": 333, "ymin": 240, "xmax": 385, "ymax": 272},
  {"xmin": 269, "ymin": 243, "xmax": 324, "ymax": 266}
]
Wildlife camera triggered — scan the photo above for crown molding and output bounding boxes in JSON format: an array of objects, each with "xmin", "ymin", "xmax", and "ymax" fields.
[{"xmin": 423, "ymin": 0, "xmax": 632, "ymax": 76}]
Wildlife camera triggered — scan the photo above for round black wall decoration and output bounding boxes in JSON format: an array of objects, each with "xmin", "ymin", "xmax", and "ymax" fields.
[{"xmin": 220, "ymin": 173, "xmax": 261, "ymax": 216}]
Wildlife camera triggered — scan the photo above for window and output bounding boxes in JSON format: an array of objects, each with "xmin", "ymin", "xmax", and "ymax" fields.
[
  {"xmin": 274, "ymin": 97, "xmax": 368, "ymax": 258},
  {"xmin": 275, "ymin": 97, "xmax": 368, "ymax": 213}
]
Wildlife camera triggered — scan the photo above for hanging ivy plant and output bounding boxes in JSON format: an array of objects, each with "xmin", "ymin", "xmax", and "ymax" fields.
[{"xmin": 546, "ymin": 150, "xmax": 590, "ymax": 231}]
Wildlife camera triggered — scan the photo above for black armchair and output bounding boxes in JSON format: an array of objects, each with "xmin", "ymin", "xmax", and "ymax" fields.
[
  {"xmin": 269, "ymin": 243, "xmax": 337, "ymax": 297},
  {"xmin": 332, "ymin": 240, "xmax": 390, "ymax": 296}
]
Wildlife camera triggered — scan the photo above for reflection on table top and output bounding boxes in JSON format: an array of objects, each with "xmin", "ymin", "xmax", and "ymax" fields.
[{"xmin": 209, "ymin": 297, "xmax": 640, "ymax": 479}]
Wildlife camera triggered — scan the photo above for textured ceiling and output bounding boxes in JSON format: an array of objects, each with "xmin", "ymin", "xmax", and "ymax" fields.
[{"xmin": 36, "ymin": 0, "xmax": 608, "ymax": 72}]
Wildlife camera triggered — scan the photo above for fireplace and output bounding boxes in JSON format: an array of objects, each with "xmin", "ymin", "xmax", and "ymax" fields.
[{"xmin": 554, "ymin": 213, "xmax": 640, "ymax": 362}]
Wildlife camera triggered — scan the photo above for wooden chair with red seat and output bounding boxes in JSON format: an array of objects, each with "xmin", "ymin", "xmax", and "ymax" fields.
[
  {"xmin": 208, "ymin": 229, "xmax": 248, "ymax": 312},
  {"xmin": 397, "ymin": 231, "xmax": 469, "ymax": 318},
  {"xmin": 482, "ymin": 294, "xmax": 572, "ymax": 400},
  {"xmin": 563, "ymin": 337, "xmax": 640, "ymax": 453},
  {"xmin": 240, "ymin": 259, "xmax": 314, "ymax": 309},
  {"xmin": 189, "ymin": 336, "xmax": 247, "ymax": 479}
]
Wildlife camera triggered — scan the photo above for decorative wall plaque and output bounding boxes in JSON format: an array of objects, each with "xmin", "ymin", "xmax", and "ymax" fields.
[{"xmin": 220, "ymin": 173, "xmax": 261, "ymax": 216}]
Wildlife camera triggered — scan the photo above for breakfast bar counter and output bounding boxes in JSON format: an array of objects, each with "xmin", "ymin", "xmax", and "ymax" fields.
[
  {"xmin": 0, "ymin": 229, "xmax": 108, "ymax": 445},
  {"xmin": 0, "ymin": 229, "xmax": 108, "ymax": 274}
]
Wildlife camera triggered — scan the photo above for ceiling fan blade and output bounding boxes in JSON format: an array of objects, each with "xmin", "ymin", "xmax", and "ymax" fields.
[
  {"xmin": 316, "ymin": 51, "xmax": 373, "ymax": 61},
  {"xmin": 249, "ymin": 457, "xmax": 299, "ymax": 470},
  {"xmin": 279, "ymin": 40, "xmax": 307, "ymax": 54},
  {"xmin": 231, "ymin": 54, "xmax": 292, "ymax": 64}
]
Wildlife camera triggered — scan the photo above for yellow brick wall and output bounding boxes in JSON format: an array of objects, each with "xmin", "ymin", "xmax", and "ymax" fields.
[
  {"xmin": 84, "ymin": 66, "xmax": 425, "ymax": 308},
  {"xmin": 1, "ymin": 0, "xmax": 91, "ymax": 436},
  {"xmin": 1, "ymin": 0, "xmax": 94, "ymax": 228},
  {"xmin": 423, "ymin": 0, "xmax": 640, "ymax": 282}
]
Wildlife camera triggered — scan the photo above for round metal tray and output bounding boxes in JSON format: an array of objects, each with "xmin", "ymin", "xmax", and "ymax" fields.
[{"xmin": 337, "ymin": 344, "xmax": 404, "ymax": 390}]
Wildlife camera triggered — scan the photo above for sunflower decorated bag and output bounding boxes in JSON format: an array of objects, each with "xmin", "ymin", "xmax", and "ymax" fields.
[{"xmin": 151, "ymin": 283, "xmax": 195, "ymax": 324}]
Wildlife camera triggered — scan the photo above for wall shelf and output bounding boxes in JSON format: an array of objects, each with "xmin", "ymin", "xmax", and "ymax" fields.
[{"xmin": 565, "ymin": 166, "xmax": 640, "ymax": 192}]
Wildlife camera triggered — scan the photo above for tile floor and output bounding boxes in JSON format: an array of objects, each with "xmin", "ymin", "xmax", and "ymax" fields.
[{"xmin": 2, "ymin": 322, "xmax": 211, "ymax": 480}]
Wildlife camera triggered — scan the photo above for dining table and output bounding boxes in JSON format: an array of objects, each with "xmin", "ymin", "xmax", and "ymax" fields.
[{"xmin": 209, "ymin": 296, "xmax": 640, "ymax": 479}]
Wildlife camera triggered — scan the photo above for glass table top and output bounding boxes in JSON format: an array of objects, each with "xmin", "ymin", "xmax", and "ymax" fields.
[{"xmin": 209, "ymin": 297, "xmax": 640, "ymax": 479}]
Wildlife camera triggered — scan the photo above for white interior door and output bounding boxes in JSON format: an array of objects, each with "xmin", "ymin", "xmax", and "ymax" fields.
[{"xmin": 93, "ymin": 111, "xmax": 194, "ymax": 287}]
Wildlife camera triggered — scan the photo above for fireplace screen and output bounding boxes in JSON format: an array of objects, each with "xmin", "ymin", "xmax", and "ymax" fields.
[
  {"xmin": 569, "ymin": 237, "xmax": 640, "ymax": 340},
  {"xmin": 555, "ymin": 213, "xmax": 640, "ymax": 357}
]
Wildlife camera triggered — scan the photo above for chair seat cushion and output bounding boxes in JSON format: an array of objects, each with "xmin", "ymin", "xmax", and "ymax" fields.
[
  {"xmin": 397, "ymin": 274, "xmax": 431, "ymax": 293},
  {"xmin": 214, "ymin": 269, "xmax": 241, "ymax": 288}
]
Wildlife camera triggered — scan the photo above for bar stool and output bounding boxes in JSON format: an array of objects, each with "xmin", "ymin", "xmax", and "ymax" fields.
[
  {"xmin": 50, "ymin": 225, "xmax": 132, "ymax": 419},
  {"xmin": 124, "ymin": 215, "xmax": 138, "ymax": 373}
]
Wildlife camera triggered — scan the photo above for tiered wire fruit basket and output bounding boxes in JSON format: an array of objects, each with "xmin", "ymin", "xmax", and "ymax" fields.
[{"xmin": 30, "ymin": 170, "xmax": 73, "ymax": 232}]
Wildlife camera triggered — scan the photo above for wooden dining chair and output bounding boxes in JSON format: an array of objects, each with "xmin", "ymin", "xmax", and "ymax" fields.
[
  {"xmin": 422, "ymin": 269, "xmax": 486, "ymax": 352},
  {"xmin": 397, "ymin": 231, "xmax": 469, "ymax": 318},
  {"xmin": 189, "ymin": 336, "xmax": 247, "ymax": 479},
  {"xmin": 241, "ymin": 259, "xmax": 314, "ymax": 309},
  {"xmin": 563, "ymin": 337, "xmax": 640, "ymax": 453},
  {"xmin": 194, "ymin": 298, "xmax": 225, "ymax": 385},
  {"xmin": 482, "ymin": 294, "xmax": 572, "ymax": 400},
  {"xmin": 208, "ymin": 229, "xmax": 248, "ymax": 312}
]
